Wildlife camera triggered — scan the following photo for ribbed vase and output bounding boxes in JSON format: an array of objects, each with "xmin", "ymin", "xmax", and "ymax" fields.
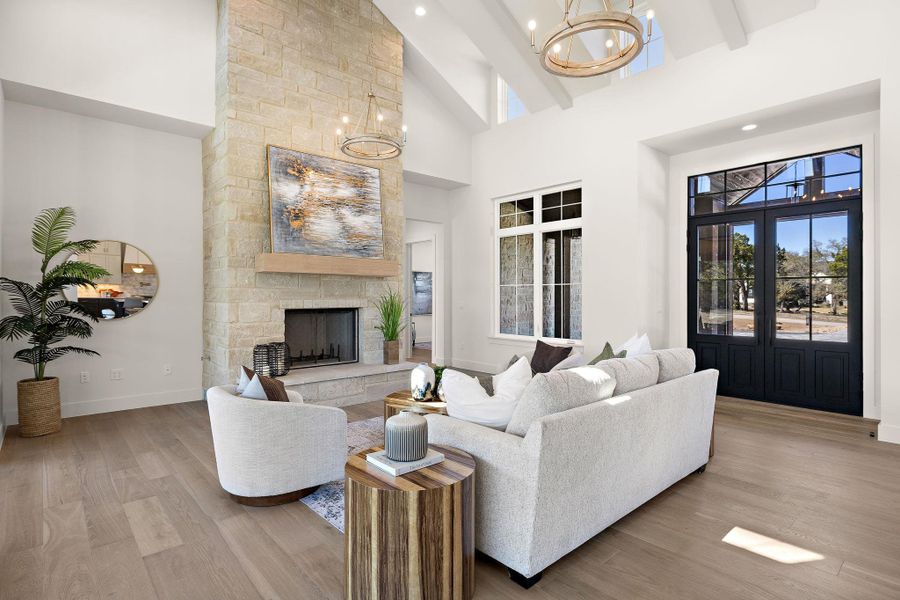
[{"xmin": 384, "ymin": 409, "xmax": 428, "ymax": 462}]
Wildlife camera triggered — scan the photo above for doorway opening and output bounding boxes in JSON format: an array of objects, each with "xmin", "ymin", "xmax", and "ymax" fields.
[{"xmin": 407, "ymin": 238, "xmax": 434, "ymax": 364}]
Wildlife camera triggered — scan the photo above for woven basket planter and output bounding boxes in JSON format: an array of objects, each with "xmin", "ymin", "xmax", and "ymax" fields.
[{"xmin": 17, "ymin": 377, "xmax": 61, "ymax": 437}]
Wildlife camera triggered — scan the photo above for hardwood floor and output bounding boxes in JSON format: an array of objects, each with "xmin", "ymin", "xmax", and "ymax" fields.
[{"xmin": 1, "ymin": 396, "xmax": 899, "ymax": 599}]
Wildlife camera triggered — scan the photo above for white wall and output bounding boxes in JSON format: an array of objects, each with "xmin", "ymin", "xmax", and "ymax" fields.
[
  {"xmin": 403, "ymin": 69, "xmax": 472, "ymax": 187},
  {"xmin": 444, "ymin": 0, "xmax": 900, "ymax": 442},
  {"xmin": 1, "ymin": 102, "xmax": 204, "ymax": 423},
  {"xmin": 405, "ymin": 180, "xmax": 452, "ymax": 364},
  {"xmin": 0, "ymin": 0, "xmax": 216, "ymax": 127},
  {"xmin": 0, "ymin": 82, "xmax": 5, "ymax": 441},
  {"xmin": 409, "ymin": 240, "xmax": 434, "ymax": 344},
  {"xmin": 666, "ymin": 112, "xmax": 879, "ymax": 418}
]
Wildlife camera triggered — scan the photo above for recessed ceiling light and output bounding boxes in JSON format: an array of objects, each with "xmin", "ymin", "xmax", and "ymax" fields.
[
  {"xmin": 741, "ymin": 123, "xmax": 758, "ymax": 131},
  {"xmin": 415, "ymin": 6, "xmax": 426, "ymax": 16}
]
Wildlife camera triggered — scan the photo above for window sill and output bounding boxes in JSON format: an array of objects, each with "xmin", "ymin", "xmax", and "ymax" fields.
[{"xmin": 488, "ymin": 335, "xmax": 584, "ymax": 348}]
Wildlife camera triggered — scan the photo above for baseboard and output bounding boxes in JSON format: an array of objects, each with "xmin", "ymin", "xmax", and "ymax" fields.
[
  {"xmin": 3, "ymin": 387, "xmax": 203, "ymax": 425},
  {"xmin": 450, "ymin": 358, "xmax": 497, "ymax": 374},
  {"xmin": 877, "ymin": 422, "xmax": 900, "ymax": 445},
  {"xmin": 0, "ymin": 422, "xmax": 6, "ymax": 453}
]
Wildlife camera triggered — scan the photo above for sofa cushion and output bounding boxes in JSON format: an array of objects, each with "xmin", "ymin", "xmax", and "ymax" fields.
[
  {"xmin": 655, "ymin": 348, "xmax": 696, "ymax": 383},
  {"xmin": 530, "ymin": 340, "xmax": 572, "ymax": 373},
  {"xmin": 443, "ymin": 357, "xmax": 533, "ymax": 429},
  {"xmin": 594, "ymin": 354, "xmax": 660, "ymax": 395},
  {"xmin": 505, "ymin": 367, "xmax": 617, "ymax": 437}
]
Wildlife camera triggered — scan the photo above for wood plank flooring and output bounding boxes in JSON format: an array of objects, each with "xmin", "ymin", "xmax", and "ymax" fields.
[{"xmin": 1, "ymin": 397, "xmax": 899, "ymax": 599}]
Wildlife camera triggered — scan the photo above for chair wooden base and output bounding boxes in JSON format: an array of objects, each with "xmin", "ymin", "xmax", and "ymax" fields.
[{"xmin": 228, "ymin": 486, "xmax": 319, "ymax": 507}]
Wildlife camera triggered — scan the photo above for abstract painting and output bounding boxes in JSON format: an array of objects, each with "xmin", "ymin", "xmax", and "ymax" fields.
[
  {"xmin": 267, "ymin": 146, "xmax": 384, "ymax": 258},
  {"xmin": 411, "ymin": 271, "xmax": 433, "ymax": 315}
]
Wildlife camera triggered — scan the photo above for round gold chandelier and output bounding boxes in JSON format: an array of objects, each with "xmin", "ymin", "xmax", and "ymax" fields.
[
  {"xmin": 337, "ymin": 92, "xmax": 406, "ymax": 160},
  {"xmin": 528, "ymin": 0, "xmax": 654, "ymax": 78}
]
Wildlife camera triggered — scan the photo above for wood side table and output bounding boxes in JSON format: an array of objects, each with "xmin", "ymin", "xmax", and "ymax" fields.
[
  {"xmin": 383, "ymin": 390, "xmax": 448, "ymax": 421},
  {"xmin": 344, "ymin": 445, "xmax": 475, "ymax": 600}
]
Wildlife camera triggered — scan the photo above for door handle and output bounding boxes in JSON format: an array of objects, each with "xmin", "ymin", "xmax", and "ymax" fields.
[{"xmin": 768, "ymin": 317, "xmax": 773, "ymax": 345}]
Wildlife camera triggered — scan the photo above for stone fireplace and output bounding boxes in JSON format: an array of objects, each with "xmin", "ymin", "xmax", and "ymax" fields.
[
  {"xmin": 285, "ymin": 308, "xmax": 359, "ymax": 369},
  {"xmin": 201, "ymin": 0, "xmax": 407, "ymax": 403}
]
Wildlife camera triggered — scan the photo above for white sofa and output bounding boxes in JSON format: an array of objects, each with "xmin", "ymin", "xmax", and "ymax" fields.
[
  {"xmin": 206, "ymin": 385, "xmax": 347, "ymax": 505},
  {"xmin": 426, "ymin": 350, "xmax": 717, "ymax": 587}
]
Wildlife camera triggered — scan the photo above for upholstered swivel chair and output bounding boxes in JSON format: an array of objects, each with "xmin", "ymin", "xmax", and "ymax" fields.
[{"xmin": 206, "ymin": 385, "xmax": 347, "ymax": 505}]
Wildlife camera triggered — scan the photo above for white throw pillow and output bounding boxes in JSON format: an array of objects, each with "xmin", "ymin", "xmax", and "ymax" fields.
[
  {"xmin": 240, "ymin": 374, "xmax": 268, "ymax": 400},
  {"xmin": 616, "ymin": 332, "xmax": 652, "ymax": 357},
  {"xmin": 235, "ymin": 367, "xmax": 253, "ymax": 394},
  {"xmin": 550, "ymin": 350, "xmax": 587, "ymax": 371},
  {"xmin": 443, "ymin": 357, "xmax": 533, "ymax": 429}
]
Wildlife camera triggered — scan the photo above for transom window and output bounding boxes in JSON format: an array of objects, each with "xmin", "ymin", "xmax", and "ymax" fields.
[
  {"xmin": 689, "ymin": 147, "xmax": 861, "ymax": 216},
  {"xmin": 497, "ymin": 75, "xmax": 527, "ymax": 124},
  {"xmin": 496, "ymin": 186, "xmax": 583, "ymax": 341}
]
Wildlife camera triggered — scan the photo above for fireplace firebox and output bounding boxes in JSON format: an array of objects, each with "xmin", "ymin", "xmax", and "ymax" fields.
[{"xmin": 284, "ymin": 308, "xmax": 359, "ymax": 369}]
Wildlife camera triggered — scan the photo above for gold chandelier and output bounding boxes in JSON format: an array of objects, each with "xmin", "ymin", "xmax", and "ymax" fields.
[
  {"xmin": 528, "ymin": 0, "xmax": 654, "ymax": 78},
  {"xmin": 337, "ymin": 92, "xmax": 406, "ymax": 160}
]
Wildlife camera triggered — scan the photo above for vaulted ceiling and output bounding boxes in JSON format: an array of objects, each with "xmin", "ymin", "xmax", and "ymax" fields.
[{"xmin": 375, "ymin": 0, "xmax": 818, "ymax": 131}]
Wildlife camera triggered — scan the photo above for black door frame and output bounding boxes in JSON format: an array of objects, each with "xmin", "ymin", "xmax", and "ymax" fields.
[{"xmin": 688, "ymin": 199, "xmax": 863, "ymax": 415}]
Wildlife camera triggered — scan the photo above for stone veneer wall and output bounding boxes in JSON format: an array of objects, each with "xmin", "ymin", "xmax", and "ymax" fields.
[{"xmin": 202, "ymin": 0, "xmax": 404, "ymax": 388}]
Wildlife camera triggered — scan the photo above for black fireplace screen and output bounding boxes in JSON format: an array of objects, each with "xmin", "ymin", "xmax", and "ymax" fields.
[{"xmin": 284, "ymin": 308, "xmax": 359, "ymax": 369}]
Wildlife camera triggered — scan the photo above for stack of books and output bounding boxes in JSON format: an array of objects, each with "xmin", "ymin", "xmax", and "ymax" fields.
[{"xmin": 366, "ymin": 449, "xmax": 445, "ymax": 476}]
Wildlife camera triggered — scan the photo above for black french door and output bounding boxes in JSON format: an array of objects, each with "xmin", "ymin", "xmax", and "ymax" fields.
[{"xmin": 687, "ymin": 147, "xmax": 863, "ymax": 415}]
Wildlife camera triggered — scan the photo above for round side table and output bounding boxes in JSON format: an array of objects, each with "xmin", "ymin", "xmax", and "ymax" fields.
[{"xmin": 344, "ymin": 444, "xmax": 475, "ymax": 600}]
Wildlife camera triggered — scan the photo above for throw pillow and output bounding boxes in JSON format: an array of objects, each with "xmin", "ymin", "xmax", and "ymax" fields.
[
  {"xmin": 550, "ymin": 350, "xmax": 587, "ymax": 371},
  {"xmin": 505, "ymin": 367, "xmax": 617, "ymax": 437},
  {"xmin": 588, "ymin": 342, "xmax": 626, "ymax": 365},
  {"xmin": 235, "ymin": 365, "xmax": 254, "ymax": 394},
  {"xmin": 241, "ymin": 373, "xmax": 290, "ymax": 402},
  {"xmin": 530, "ymin": 340, "xmax": 572, "ymax": 373},
  {"xmin": 442, "ymin": 357, "xmax": 533, "ymax": 429},
  {"xmin": 616, "ymin": 332, "xmax": 652, "ymax": 357},
  {"xmin": 593, "ymin": 354, "xmax": 660, "ymax": 395}
]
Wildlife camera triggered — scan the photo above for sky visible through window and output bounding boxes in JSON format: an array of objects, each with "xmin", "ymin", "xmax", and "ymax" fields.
[
  {"xmin": 620, "ymin": 14, "xmax": 663, "ymax": 77},
  {"xmin": 506, "ymin": 84, "xmax": 526, "ymax": 121}
]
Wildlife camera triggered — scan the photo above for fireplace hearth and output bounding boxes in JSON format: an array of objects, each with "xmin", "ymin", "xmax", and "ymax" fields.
[{"xmin": 284, "ymin": 308, "xmax": 359, "ymax": 369}]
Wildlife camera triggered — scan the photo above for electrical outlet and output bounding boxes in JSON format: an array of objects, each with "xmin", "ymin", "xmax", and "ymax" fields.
[
  {"xmin": 80, "ymin": 371, "xmax": 90, "ymax": 384},
  {"xmin": 110, "ymin": 368, "xmax": 124, "ymax": 381},
  {"xmin": 163, "ymin": 364, "xmax": 172, "ymax": 376}
]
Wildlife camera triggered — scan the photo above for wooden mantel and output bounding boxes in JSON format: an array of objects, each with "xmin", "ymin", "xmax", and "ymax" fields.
[{"xmin": 255, "ymin": 253, "xmax": 400, "ymax": 277}]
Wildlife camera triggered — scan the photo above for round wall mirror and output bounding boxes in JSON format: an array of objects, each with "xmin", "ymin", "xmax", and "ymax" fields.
[{"xmin": 64, "ymin": 241, "xmax": 158, "ymax": 320}]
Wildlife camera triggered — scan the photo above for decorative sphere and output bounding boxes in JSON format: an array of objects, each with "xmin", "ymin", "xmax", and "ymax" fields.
[{"xmin": 410, "ymin": 363, "xmax": 436, "ymax": 401}]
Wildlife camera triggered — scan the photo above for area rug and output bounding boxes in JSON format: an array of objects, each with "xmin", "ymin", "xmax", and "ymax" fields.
[{"xmin": 300, "ymin": 416, "xmax": 384, "ymax": 532}]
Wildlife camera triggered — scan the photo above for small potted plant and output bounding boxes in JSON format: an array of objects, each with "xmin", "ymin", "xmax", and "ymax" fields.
[
  {"xmin": 0, "ymin": 207, "xmax": 108, "ymax": 437},
  {"xmin": 375, "ymin": 287, "xmax": 406, "ymax": 365}
]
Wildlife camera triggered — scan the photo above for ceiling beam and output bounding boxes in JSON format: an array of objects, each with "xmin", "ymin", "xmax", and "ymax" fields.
[
  {"xmin": 404, "ymin": 42, "xmax": 489, "ymax": 132},
  {"xmin": 436, "ymin": 0, "xmax": 572, "ymax": 112},
  {"xmin": 708, "ymin": 0, "xmax": 748, "ymax": 50}
]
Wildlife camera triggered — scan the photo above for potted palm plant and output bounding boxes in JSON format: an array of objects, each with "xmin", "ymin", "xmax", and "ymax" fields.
[
  {"xmin": 0, "ymin": 207, "xmax": 108, "ymax": 437},
  {"xmin": 375, "ymin": 288, "xmax": 406, "ymax": 365}
]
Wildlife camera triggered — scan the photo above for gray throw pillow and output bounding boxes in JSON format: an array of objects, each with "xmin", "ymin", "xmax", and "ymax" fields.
[
  {"xmin": 505, "ymin": 367, "xmax": 617, "ymax": 437},
  {"xmin": 593, "ymin": 354, "xmax": 660, "ymax": 395}
]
